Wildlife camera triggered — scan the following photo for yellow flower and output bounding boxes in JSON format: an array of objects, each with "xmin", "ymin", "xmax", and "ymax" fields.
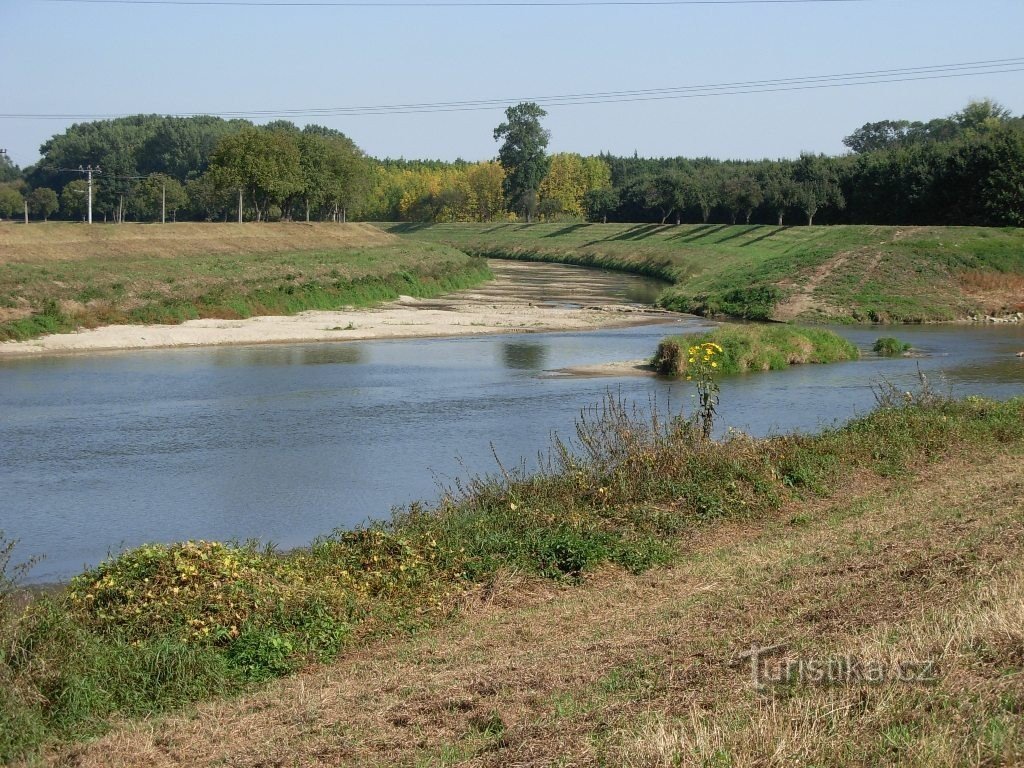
[{"xmin": 711, "ymin": 362, "xmax": 718, "ymax": 368}]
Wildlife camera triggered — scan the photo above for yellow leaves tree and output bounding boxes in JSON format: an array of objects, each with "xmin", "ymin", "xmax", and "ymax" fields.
[{"xmin": 538, "ymin": 154, "xmax": 613, "ymax": 220}]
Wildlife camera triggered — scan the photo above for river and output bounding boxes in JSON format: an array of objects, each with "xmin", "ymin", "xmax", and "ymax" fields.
[{"xmin": 1, "ymin": 261, "xmax": 1021, "ymax": 582}]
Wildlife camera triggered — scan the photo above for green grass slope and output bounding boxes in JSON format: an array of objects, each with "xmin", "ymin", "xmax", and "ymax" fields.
[{"xmin": 385, "ymin": 222, "xmax": 1024, "ymax": 323}]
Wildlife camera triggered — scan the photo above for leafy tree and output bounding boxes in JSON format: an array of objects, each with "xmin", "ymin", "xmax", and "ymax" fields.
[
  {"xmin": 138, "ymin": 174, "xmax": 188, "ymax": 221},
  {"xmin": 794, "ymin": 154, "xmax": 845, "ymax": 226},
  {"xmin": 187, "ymin": 174, "xmax": 236, "ymax": 221},
  {"xmin": 721, "ymin": 172, "xmax": 764, "ymax": 224},
  {"xmin": 206, "ymin": 127, "xmax": 303, "ymax": 221},
  {"xmin": 583, "ymin": 186, "xmax": 618, "ymax": 223},
  {"xmin": 27, "ymin": 188, "xmax": 59, "ymax": 221},
  {"xmin": 687, "ymin": 165, "xmax": 722, "ymax": 223},
  {"xmin": 0, "ymin": 154, "xmax": 20, "ymax": 183},
  {"xmin": 60, "ymin": 180, "xmax": 89, "ymax": 220},
  {"xmin": 494, "ymin": 103, "xmax": 550, "ymax": 222},
  {"xmin": 0, "ymin": 184, "xmax": 24, "ymax": 219},
  {"xmin": 465, "ymin": 162, "xmax": 505, "ymax": 221},
  {"xmin": 762, "ymin": 164, "xmax": 797, "ymax": 226},
  {"xmin": 842, "ymin": 120, "xmax": 915, "ymax": 154}
]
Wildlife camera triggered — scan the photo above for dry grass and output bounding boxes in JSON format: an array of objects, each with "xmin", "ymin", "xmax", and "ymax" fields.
[
  {"xmin": 959, "ymin": 269, "xmax": 1024, "ymax": 314},
  {"xmin": 33, "ymin": 449, "xmax": 1024, "ymax": 768},
  {"xmin": 0, "ymin": 222, "xmax": 396, "ymax": 264}
]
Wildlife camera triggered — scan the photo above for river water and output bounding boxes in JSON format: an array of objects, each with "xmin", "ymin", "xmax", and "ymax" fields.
[{"xmin": 1, "ymin": 262, "xmax": 1021, "ymax": 582}]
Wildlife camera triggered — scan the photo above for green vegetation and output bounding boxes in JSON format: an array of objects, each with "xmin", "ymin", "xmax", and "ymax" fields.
[
  {"xmin": 874, "ymin": 336, "xmax": 913, "ymax": 356},
  {"xmin": 0, "ymin": 224, "xmax": 490, "ymax": 342},
  {"xmin": 493, "ymin": 102, "xmax": 551, "ymax": 222},
  {"xmin": 653, "ymin": 324, "xmax": 859, "ymax": 375},
  {"xmin": 3, "ymin": 388, "xmax": 1023, "ymax": 761},
  {"xmin": 8, "ymin": 99, "xmax": 1022, "ymax": 228},
  {"xmin": 386, "ymin": 221, "xmax": 1024, "ymax": 323}
]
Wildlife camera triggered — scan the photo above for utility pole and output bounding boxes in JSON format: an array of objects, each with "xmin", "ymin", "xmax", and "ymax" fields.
[
  {"xmin": 237, "ymin": 188, "xmax": 243, "ymax": 224},
  {"xmin": 161, "ymin": 181, "xmax": 166, "ymax": 224},
  {"xmin": 66, "ymin": 166, "xmax": 101, "ymax": 224}
]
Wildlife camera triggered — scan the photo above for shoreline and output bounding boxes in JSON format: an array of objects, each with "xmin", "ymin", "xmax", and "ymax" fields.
[{"xmin": 0, "ymin": 295, "xmax": 681, "ymax": 359}]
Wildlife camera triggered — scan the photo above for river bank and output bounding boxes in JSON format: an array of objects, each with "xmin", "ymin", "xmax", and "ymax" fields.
[
  {"xmin": 4, "ymin": 393, "xmax": 1022, "ymax": 764},
  {"xmin": 0, "ymin": 261, "xmax": 673, "ymax": 357},
  {"xmin": 385, "ymin": 222, "xmax": 1024, "ymax": 324}
]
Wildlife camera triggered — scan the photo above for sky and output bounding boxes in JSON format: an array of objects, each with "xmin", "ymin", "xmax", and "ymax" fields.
[{"xmin": 2, "ymin": 0, "xmax": 1023, "ymax": 168}]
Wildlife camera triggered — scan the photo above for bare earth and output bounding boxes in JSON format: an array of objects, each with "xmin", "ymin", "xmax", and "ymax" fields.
[{"xmin": 0, "ymin": 261, "xmax": 676, "ymax": 358}]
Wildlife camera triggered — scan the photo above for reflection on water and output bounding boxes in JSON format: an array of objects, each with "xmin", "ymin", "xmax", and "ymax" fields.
[
  {"xmin": 210, "ymin": 344, "xmax": 365, "ymax": 367},
  {"xmin": 501, "ymin": 342, "xmax": 549, "ymax": 370},
  {"xmin": 0, "ymin": 288, "xmax": 1021, "ymax": 582}
]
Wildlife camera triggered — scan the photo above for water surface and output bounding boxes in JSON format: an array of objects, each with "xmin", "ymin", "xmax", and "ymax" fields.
[{"xmin": 1, "ymin": 265, "xmax": 1021, "ymax": 582}]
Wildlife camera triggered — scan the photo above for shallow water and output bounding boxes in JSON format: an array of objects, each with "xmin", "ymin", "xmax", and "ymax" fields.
[{"xmin": 1, "ymin": 265, "xmax": 1021, "ymax": 582}]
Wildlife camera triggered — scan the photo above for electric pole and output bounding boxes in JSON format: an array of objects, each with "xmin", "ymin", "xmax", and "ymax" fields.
[
  {"xmin": 64, "ymin": 166, "xmax": 102, "ymax": 224},
  {"xmin": 238, "ymin": 188, "xmax": 243, "ymax": 224},
  {"xmin": 162, "ymin": 181, "xmax": 166, "ymax": 224}
]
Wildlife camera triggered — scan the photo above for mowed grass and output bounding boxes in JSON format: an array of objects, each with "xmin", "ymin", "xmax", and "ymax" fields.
[
  {"xmin": 0, "ymin": 223, "xmax": 491, "ymax": 342},
  {"xmin": 3, "ymin": 391, "xmax": 1023, "ymax": 763},
  {"xmin": 653, "ymin": 324, "xmax": 860, "ymax": 375},
  {"xmin": 385, "ymin": 222, "xmax": 1024, "ymax": 323}
]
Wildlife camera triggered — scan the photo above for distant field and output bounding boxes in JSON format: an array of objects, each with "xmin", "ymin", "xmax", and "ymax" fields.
[
  {"xmin": 386, "ymin": 222, "xmax": 1024, "ymax": 323},
  {"xmin": 0, "ymin": 221, "xmax": 396, "ymax": 263},
  {"xmin": 0, "ymin": 222, "xmax": 490, "ymax": 342}
]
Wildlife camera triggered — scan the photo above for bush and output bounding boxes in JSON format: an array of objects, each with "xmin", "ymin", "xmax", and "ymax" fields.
[{"xmin": 873, "ymin": 337, "xmax": 912, "ymax": 356}]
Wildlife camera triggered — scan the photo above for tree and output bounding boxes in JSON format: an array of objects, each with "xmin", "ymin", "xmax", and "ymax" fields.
[
  {"xmin": 27, "ymin": 188, "xmax": 59, "ymax": 221},
  {"xmin": 687, "ymin": 165, "xmax": 722, "ymax": 223},
  {"xmin": 60, "ymin": 180, "xmax": 89, "ymax": 220},
  {"xmin": 793, "ymin": 154, "xmax": 845, "ymax": 226},
  {"xmin": 583, "ymin": 186, "xmax": 618, "ymax": 223},
  {"xmin": 721, "ymin": 172, "xmax": 764, "ymax": 224},
  {"xmin": 842, "ymin": 120, "xmax": 917, "ymax": 154},
  {"xmin": 138, "ymin": 174, "xmax": 187, "ymax": 221},
  {"xmin": 0, "ymin": 154, "xmax": 20, "ymax": 183},
  {"xmin": 762, "ymin": 164, "xmax": 797, "ymax": 226},
  {"xmin": 0, "ymin": 184, "xmax": 24, "ymax": 219},
  {"xmin": 494, "ymin": 102, "xmax": 550, "ymax": 222},
  {"xmin": 206, "ymin": 127, "xmax": 303, "ymax": 221},
  {"xmin": 465, "ymin": 162, "xmax": 505, "ymax": 221}
]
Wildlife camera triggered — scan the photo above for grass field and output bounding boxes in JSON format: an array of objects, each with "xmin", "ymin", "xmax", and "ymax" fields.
[
  {"xmin": 385, "ymin": 222, "xmax": 1024, "ymax": 323},
  {"xmin": 0, "ymin": 223, "xmax": 491, "ymax": 342},
  {"xmin": 3, "ymin": 390, "xmax": 1023, "ymax": 764}
]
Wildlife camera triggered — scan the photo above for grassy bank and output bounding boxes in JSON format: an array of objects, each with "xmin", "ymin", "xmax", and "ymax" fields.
[
  {"xmin": 653, "ymin": 324, "xmax": 860, "ymax": 375},
  {"xmin": 384, "ymin": 222, "xmax": 1024, "ymax": 323},
  {"xmin": 3, "ymin": 391, "xmax": 1023, "ymax": 762},
  {"xmin": 0, "ymin": 223, "xmax": 491, "ymax": 342}
]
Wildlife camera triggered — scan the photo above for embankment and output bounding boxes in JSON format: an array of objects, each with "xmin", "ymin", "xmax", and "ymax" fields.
[
  {"xmin": 385, "ymin": 222, "xmax": 1024, "ymax": 324},
  {"xmin": 0, "ymin": 222, "xmax": 491, "ymax": 342}
]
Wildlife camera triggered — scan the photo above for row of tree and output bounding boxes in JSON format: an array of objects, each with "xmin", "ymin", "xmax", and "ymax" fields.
[{"xmin": 1, "ymin": 99, "xmax": 1021, "ymax": 226}]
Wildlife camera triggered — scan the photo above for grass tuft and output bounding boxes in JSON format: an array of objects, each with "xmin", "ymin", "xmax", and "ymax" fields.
[{"xmin": 653, "ymin": 324, "xmax": 859, "ymax": 375}]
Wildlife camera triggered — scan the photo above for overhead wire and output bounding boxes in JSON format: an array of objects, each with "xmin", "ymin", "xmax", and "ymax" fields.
[{"xmin": 1, "ymin": 58, "xmax": 1022, "ymax": 121}]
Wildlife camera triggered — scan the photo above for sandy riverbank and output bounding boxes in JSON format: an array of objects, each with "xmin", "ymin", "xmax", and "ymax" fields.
[{"xmin": 0, "ymin": 261, "xmax": 677, "ymax": 357}]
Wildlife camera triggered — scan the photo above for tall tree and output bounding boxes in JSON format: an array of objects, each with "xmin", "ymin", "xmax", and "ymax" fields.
[
  {"xmin": 794, "ymin": 154, "xmax": 845, "ymax": 226},
  {"xmin": 721, "ymin": 172, "xmax": 764, "ymax": 224},
  {"xmin": 60, "ymin": 180, "xmax": 89, "ymax": 220},
  {"xmin": 762, "ymin": 164, "xmax": 797, "ymax": 226},
  {"xmin": 494, "ymin": 103, "xmax": 550, "ymax": 223},
  {"xmin": 0, "ymin": 185, "xmax": 24, "ymax": 219},
  {"xmin": 27, "ymin": 188, "xmax": 59, "ymax": 221},
  {"xmin": 206, "ymin": 127, "xmax": 303, "ymax": 221}
]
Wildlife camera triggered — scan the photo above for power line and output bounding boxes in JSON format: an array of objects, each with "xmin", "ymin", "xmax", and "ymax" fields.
[
  {"xmin": 39, "ymin": 0, "xmax": 876, "ymax": 7},
  {"xmin": 1, "ymin": 58, "xmax": 1021, "ymax": 122}
]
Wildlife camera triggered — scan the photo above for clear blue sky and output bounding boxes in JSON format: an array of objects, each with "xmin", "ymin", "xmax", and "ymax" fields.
[{"xmin": 3, "ymin": 0, "xmax": 1023, "ymax": 168}]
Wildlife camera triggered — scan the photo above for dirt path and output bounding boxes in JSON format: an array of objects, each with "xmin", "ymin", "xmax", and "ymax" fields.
[
  {"xmin": 0, "ymin": 261, "xmax": 675, "ymax": 358},
  {"xmin": 42, "ymin": 450, "xmax": 1024, "ymax": 767}
]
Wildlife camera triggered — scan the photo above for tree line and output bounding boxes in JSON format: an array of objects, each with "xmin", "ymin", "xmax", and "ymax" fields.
[{"xmin": 0, "ymin": 98, "xmax": 1021, "ymax": 226}]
